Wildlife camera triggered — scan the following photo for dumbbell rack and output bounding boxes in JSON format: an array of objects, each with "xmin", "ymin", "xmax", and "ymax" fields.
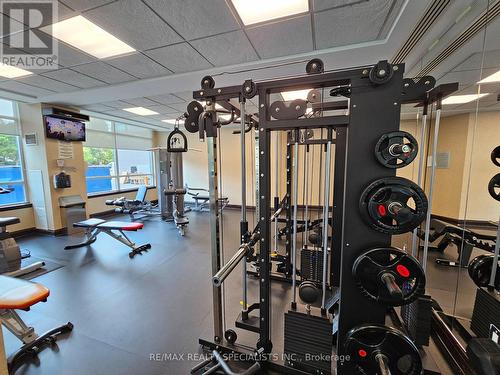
[{"xmin": 189, "ymin": 60, "xmax": 457, "ymax": 375}]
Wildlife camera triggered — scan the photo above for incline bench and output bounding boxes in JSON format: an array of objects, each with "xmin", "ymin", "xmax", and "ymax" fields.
[
  {"xmin": 0, "ymin": 275, "xmax": 73, "ymax": 373},
  {"xmin": 64, "ymin": 218, "xmax": 151, "ymax": 258},
  {"xmin": 186, "ymin": 186, "xmax": 229, "ymax": 212}
]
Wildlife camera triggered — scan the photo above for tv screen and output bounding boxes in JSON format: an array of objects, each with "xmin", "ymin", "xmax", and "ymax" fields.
[{"xmin": 45, "ymin": 116, "xmax": 86, "ymax": 141}]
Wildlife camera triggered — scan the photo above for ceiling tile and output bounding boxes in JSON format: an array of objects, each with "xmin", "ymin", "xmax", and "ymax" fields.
[
  {"xmin": 378, "ymin": 0, "xmax": 405, "ymax": 39},
  {"xmin": 247, "ymin": 16, "xmax": 313, "ymax": 59},
  {"xmin": 71, "ymin": 61, "xmax": 136, "ymax": 84},
  {"xmin": 84, "ymin": 0, "xmax": 182, "ymax": 50},
  {"xmin": 145, "ymin": 43, "xmax": 211, "ymax": 73},
  {"xmin": 166, "ymin": 102, "xmax": 190, "ymax": 112},
  {"xmin": 106, "ymin": 53, "xmax": 171, "ymax": 79},
  {"xmin": 81, "ymin": 103, "xmax": 115, "ymax": 112},
  {"xmin": 122, "ymin": 97, "xmax": 158, "ymax": 107},
  {"xmin": 144, "ymin": 0, "xmax": 240, "ymax": 40},
  {"xmin": 42, "ymin": 69, "xmax": 106, "ymax": 88},
  {"xmin": 146, "ymin": 93, "xmax": 186, "ymax": 105},
  {"xmin": 173, "ymin": 91, "xmax": 193, "ymax": 101},
  {"xmin": 313, "ymin": 0, "xmax": 366, "ymax": 12},
  {"xmin": 100, "ymin": 100, "xmax": 131, "ymax": 108},
  {"xmin": 143, "ymin": 104, "xmax": 179, "ymax": 114},
  {"xmin": 0, "ymin": 80, "xmax": 55, "ymax": 97},
  {"xmin": 57, "ymin": 43, "xmax": 96, "ymax": 67},
  {"xmin": 59, "ymin": 0, "xmax": 112, "ymax": 12},
  {"xmin": 17, "ymin": 74, "xmax": 80, "ymax": 92},
  {"xmin": 190, "ymin": 30, "xmax": 258, "ymax": 66},
  {"xmin": 453, "ymin": 49, "xmax": 500, "ymax": 72},
  {"xmin": 314, "ymin": 0, "xmax": 394, "ymax": 49},
  {"xmin": 0, "ymin": 14, "xmax": 27, "ymax": 38}
]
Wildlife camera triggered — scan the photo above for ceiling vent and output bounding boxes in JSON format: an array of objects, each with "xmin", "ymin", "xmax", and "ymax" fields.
[
  {"xmin": 392, "ymin": 0, "xmax": 451, "ymax": 64},
  {"xmin": 415, "ymin": 1, "xmax": 500, "ymax": 78}
]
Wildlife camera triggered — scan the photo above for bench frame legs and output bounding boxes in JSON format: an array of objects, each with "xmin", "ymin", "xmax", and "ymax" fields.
[
  {"xmin": 64, "ymin": 227, "xmax": 151, "ymax": 258},
  {"xmin": 0, "ymin": 309, "xmax": 73, "ymax": 373}
]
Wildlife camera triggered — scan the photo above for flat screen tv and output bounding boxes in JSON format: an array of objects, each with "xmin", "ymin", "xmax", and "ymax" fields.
[{"xmin": 45, "ymin": 116, "xmax": 86, "ymax": 141}]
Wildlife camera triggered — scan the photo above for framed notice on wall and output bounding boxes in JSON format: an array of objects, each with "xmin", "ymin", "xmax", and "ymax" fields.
[{"xmin": 58, "ymin": 141, "xmax": 74, "ymax": 159}]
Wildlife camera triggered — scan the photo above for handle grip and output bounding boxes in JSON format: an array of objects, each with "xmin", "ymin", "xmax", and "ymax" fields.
[
  {"xmin": 212, "ymin": 351, "xmax": 261, "ymax": 375},
  {"xmin": 381, "ymin": 273, "xmax": 403, "ymax": 299}
]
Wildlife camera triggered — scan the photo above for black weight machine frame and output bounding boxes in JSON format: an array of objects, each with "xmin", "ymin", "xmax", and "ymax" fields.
[{"xmin": 190, "ymin": 60, "xmax": 454, "ymax": 375}]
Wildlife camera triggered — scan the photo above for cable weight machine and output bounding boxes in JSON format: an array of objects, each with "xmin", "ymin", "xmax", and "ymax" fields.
[{"xmin": 186, "ymin": 59, "xmax": 456, "ymax": 375}]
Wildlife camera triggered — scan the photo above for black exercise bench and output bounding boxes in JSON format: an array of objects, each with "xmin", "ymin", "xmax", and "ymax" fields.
[
  {"xmin": 186, "ymin": 186, "xmax": 228, "ymax": 212},
  {"xmin": 419, "ymin": 219, "xmax": 496, "ymax": 267},
  {"xmin": 64, "ymin": 218, "xmax": 151, "ymax": 258}
]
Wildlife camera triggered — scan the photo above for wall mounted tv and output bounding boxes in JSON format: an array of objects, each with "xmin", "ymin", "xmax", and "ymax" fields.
[{"xmin": 45, "ymin": 116, "xmax": 86, "ymax": 141}]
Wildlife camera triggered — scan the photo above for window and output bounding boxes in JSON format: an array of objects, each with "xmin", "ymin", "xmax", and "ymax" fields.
[
  {"xmin": 83, "ymin": 117, "xmax": 154, "ymax": 195},
  {"xmin": 0, "ymin": 99, "xmax": 26, "ymax": 206}
]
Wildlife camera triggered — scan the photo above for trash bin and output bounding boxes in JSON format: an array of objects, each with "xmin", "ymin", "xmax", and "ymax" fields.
[{"xmin": 59, "ymin": 195, "xmax": 86, "ymax": 235}]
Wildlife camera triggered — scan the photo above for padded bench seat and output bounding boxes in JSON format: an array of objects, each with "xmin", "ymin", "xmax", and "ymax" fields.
[
  {"xmin": 0, "ymin": 275, "xmax": 49, "ymax": 310},
  {"xmin": 73, "ymin": 218, "xmax": 143, "ymax": 231}
]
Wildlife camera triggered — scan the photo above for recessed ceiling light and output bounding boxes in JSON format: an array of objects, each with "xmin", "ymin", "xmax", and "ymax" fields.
[
  {"xmin": 44, "ymin": 15, "xmax": 135, "ymax": 58},
  {"xmin": 0, "ymin": 64, "xmax": 33, "ymax": 78},
  {"xmin": 281, "ymin": 89, "xmax": 312, "ymax": 101},
  {"xmin": 442, "ymin": 93, "xmax": 489, "ymax": 105},
  {"xmin": 123, "ymin": 107, "xmax": 158, "ymax": 116},
  {"xmin": 478, "ymin": 70, "xmax": 500, "ymax": 84},
  {"xmin": 231, "ymin": 0, "xmax": 309, "ymax": 25},
  {"xmin": 162, "ymin": 119, "xmax": 178, "ymax": 125}
]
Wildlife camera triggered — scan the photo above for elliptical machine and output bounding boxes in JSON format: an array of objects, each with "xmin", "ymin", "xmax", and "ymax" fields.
[{"xmin": 0, "ymin": 187, "xmax": 45, "ymax": 277}]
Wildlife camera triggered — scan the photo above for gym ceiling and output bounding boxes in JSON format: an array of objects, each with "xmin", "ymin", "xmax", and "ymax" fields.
[{"xmin": 0, "ymin": 0, "xmax": 499, "ymax": 129}]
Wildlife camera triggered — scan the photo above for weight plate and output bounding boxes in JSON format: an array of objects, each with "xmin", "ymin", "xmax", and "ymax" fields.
[
  {"xmin": 359, "ymin": 177, "xmax": 428, "ymax": 234},
  {"xmin": 375, "ymin": 131, "xmax": 418, "ymax": 169},
  {"xmin": 469, "ymin": 255, "xmax": 500, "ymax": 288},
  {"xmin": 369, "ymin": 61, "xmax": 394, "ymax": 85},
  {"xmin": 201, "ymin": 75, "xmax": 215, "ymax": 89},
  {"xmin": 345, "ymin": 324, "xmax": 423, "ymax": 375},
  {"xmin": 353, "ymin": 247, "xmax": 425, "ymax": 306},
  {"xmin": 491, "ymin": 146, "xmax": 500, "ymax": 167},
  {"xmin": 299, "ymin": 281, "xmax": 320, "ymax": 304},
  {"xmin": 306, "ymin": 58, "xmax": 324, "ymax": 74},
  {"xmin": 488, "ymin": 173, "xmax": 500, "ymax": 201}
]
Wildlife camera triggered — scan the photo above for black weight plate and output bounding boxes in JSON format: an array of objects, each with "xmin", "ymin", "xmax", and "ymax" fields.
[
  {"xmin": 201, "ymin": 75, "xmax": 215, "ymax": 89},
  {"xmin": 359, "ymin": 177, "xmax": 428, "ymax": 234},
  {"xmin": 352, "ymin": 247, "xmax": 425, "ymax": 306},
  {"xmin": 306, "ymin": 58, "xmax": 324, "ymax": 74},
  {"xmin": 491, "ymin": 146, "xmax": 500, "ymax": 167},
  {"xmin": 299, "ymin": 281, "xmax": 320, "ymax": 304},
  {"xmin": 468, "ymin": 254, "xmax": 489, "ymax": 280},
  {"xmin": 345, "ymin": 324, "xmax": 422, "ymax": 375},
  {"xmin": 375, "ymin": 131, "xmax": 418, "ymax": 169},
  {"xmin": 470, "ymin": 255, "xmax": 500, "ymax": 288},
  {"xmin": 488, "ymin": 173, "xmax": 500, "ymax": 201}
]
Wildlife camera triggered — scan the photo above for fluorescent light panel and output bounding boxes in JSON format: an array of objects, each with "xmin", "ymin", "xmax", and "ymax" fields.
[
  {"xmin": 281, "ymin": 89, "xmax": 311, "ymax": 101},
  {"xmin": 478, "ymin": 70, "xmax": 500, "ymax": 84},
  {"xmin": 231, "ymin": 0, "xmax": 309, "ymax": 25},
  {"xmin": 123, "ymin": 107, "xmax": 158, "ymax": 116},
  {"xmin": 162, "ymin": 119, "xmax": 177, "ymax": 124},
  {"xmin": 442, "ymin": 93, "xmax": 489, "ymax": 105},
  {"xmin": 46, "ymin": 15, "xmax": 135, "ymax": 58},
  {"xmin": 0, "ymin": 64, "xmax": 32, "ymax": 78}
]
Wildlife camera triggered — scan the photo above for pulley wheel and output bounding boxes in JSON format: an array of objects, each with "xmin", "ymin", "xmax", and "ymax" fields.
[
  {"xmin": 491, "ymin": 146, "xmax": 500, "ymax": 167},
  {"xmin": 369, "ymin": 60, "xmax": 394, "ymax": 85},
  {"xmin": 201, "ymin": 75, "xmax": 215, "ymax": 89},
  {"xmin": 375, "ymin": 131, "xmax": 418, "ymax": 169},
  {"xmin": 359, "ymin": 177, "xmax": 428, "ymax": 234},
  {"xmin": 306, "ymin": 58, "xmax": 324, "ymax": 74},
  {"xmin": 242, "ymin": 79, "xmax": 257, "ymax": 99},
  {"xmin": 488, "ymin": 173, "xmax": 500, "ymax": 201},
  {"xmin": 352, "ymin": 247, "xmax": 425, "ymax": 306},
  {"xmin": 184, "ymin": 101, "xmax": 204, "ymax": 133},
  {"xmin": 345, "ymin": 324, "xmax": 423, "ymax": 375}
]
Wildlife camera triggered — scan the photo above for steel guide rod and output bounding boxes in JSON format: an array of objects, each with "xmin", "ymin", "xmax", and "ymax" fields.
[
  {"xmin": 411, "ymin": 101, "xmax": 428, "ymax": 257},
  {"xmin": 240, "ymin": 99, "xmax": 248, "ymax": 314},
  {"xmin": 274, "ymin": 132, "xmax": 279, "ymax": 255},
  {"xmin": 422, "ymin": 98, "xmax": 442, "ymax": 273},
  {"xmin": 321, "ymin": 130, "xmax": 333, "ymax": 310},
  {"xmin": 291, "ymin": 130, "xmax": 300, "ymax": 307}
]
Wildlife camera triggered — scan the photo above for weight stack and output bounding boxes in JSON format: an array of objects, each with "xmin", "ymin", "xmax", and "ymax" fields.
[
  {"xmin": 300, "ymin": 248, "xmax": 324, "ymax": 283},
  {"xmin": 471, "ymin": 287, "xmax": 500, "ymax": 338},
  {"xmin": 284, "ymin": 310, "xmax": 333, "ymax": 374},
  {"xmin": 401, "ymin": 294, "xmax": 432, "ymax": 346}
]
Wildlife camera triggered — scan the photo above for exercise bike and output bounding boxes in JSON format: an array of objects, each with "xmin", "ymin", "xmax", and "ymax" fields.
[{"xmin": 0, "ymin": 187, "xmax": 45, "ymax": 277}]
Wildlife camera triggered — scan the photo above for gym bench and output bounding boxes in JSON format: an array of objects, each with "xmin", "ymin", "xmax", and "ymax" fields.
[
  {"xmin": 0, "ymin": 275, "xmax": 73, "ymax": 373},
  {"xmin": 64, "ymin": 218, "xmax": 151, "ymax": 258},
  {"xmin": 186, "ymin": 187, "xmax": 229, "ymax": 212}
]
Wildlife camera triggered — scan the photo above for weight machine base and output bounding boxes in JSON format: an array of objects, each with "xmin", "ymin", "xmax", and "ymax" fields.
[{"xmin": 197, "ymin": 338, "xmax": 312, "ymax": 375}]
